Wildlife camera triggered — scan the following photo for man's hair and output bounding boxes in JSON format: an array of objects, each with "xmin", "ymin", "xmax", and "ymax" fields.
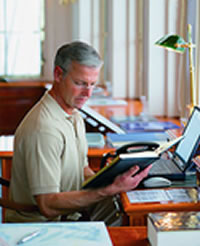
[{"xmin": 54, "ymin": 41, "xmax": 103, "ymax": 75}]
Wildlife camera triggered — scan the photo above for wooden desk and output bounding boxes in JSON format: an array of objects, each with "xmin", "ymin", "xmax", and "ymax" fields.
[
  {"xmin": 120, "ymin": 189, "xmax": 200, "ymax": 226},
  {"xmin": 107, "ymin": 226, "xmax": 149, "ymax": 246}
]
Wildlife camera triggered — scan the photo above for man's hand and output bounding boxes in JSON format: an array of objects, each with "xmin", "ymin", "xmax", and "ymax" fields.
[{"xmin": 102, "ymin": 164, "xmax": 152, "ymax": 196}]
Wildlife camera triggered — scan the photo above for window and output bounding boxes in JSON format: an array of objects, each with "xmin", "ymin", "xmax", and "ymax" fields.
[{"xmin": 0, "ymin": 0, "xmax": 44, "ymax": 78}]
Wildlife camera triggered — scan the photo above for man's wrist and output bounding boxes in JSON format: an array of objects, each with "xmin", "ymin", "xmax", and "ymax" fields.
[{"xmin": 95, "ymin": 184, "xmax": 118, "ymax": 197}]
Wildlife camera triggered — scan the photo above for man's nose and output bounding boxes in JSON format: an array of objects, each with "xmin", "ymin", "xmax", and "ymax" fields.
[{"xmin": 82, "ymin": 87, "xmax": 93, "ymax": 97}]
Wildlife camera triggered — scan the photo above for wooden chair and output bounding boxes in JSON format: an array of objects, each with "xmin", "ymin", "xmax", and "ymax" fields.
[{"xmin": 0, "ymin": 177, "xmax": 38, "ymax": 222}]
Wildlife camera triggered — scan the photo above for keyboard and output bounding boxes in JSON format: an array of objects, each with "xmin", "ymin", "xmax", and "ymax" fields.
[{"xmin": 149, "ymin": 158, "xmax": 182, "ymax": 175}]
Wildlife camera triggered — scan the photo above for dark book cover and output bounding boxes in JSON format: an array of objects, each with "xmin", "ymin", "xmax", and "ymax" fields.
[{"xmin": 82, "ymin": 152, "xmax": 159, "ymax": 189}]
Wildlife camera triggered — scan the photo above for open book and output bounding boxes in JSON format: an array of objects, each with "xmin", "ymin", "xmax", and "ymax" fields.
[{"xmin": 82, "ymin": 136, "xmax": 184, "ymax": 189}]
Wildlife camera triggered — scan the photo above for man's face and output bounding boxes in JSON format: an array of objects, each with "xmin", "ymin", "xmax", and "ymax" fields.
[{"xmin": 55, "ymin": 61, "xmax": 100, "ymax": 113}]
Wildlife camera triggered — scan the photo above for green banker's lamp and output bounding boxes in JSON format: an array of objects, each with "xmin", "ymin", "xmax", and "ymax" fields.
[{"xmin": 155, "ymin": 24, "xmax": 196, "ymax": 114}]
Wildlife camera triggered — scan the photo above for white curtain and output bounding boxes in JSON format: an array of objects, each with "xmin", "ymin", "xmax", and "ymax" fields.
[
  {"xmin": 147, "ymin": 0, "xmax": 187, "ymax": 117},
  {"xmin": 196, "ymin": 0, "xmax": 200, "ymax": 106},
  {"xmin": 106, "ymin": 0, "xmax": 188, "ymax": 117},
  {"xmin": 44, "ymin": 0, "xmax": 199, "ymax": 117}
]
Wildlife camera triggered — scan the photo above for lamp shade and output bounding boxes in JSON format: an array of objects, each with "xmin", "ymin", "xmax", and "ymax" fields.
[
  {"xmin": 155, "ymin": 24, "xmax": 196, "ymax": 115},
  {"xmin": 155, "ymin": 34, "xmax": 187, "ymax": 53}
]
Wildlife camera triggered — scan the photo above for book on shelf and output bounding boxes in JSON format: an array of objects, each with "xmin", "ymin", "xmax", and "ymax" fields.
[
  {"xmin": 110, "ymin": 114, "xmax": 157, "ymax": 123},
  {"xmin": 82, "ymin": 136, "xmax": 183, "ymax": 189},
  {"xmin": 110, "ymin": 114, "xmax": 180, "ymax": 132},
  {"xmin": 0, "ymin": 135, "xmax": 14, "ymax": 151},
  {"xmin": 147, "ymin": 211, "xmax": 200, "ymax": 246},
  {"xmin": 119, "ymin": 121, "xmax": 180, "ymax": 132},
  {"xmin": 106, "ymin": 131, "xmax": 173, "ymax": 148}
]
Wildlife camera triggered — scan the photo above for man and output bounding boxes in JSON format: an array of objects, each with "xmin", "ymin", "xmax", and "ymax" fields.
[{"xmin": 6, "ymin": 41, "xmax": 151, "ymax": 224}]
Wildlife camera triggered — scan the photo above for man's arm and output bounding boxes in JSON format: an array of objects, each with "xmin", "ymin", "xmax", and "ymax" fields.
[{"xmin": 34, "ymin": 165, "xmax": 151, "ymax": 219}]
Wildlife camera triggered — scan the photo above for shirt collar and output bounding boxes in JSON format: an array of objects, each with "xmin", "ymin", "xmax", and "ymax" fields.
[{"xmin": 43, "ymin": 91, "xmax": 80, "ymax": 120}]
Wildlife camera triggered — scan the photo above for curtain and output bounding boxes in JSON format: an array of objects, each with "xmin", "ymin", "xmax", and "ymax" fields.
[{"xmin": 44, "ymin": 0, "xmax": 197, "ymax": 117}]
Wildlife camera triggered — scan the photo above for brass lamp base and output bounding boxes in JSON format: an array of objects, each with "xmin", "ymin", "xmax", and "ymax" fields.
[{"xmin": 187, "ymin": 104, "xmax": 195, "ymax": 116}]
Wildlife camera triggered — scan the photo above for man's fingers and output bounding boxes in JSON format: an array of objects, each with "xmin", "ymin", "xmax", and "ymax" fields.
[
  {"xmin": 110, "ymin": 164, "xmax": 153, "ymax": 194},
  {"xmin": 123, "ymin": 164, "xmax": 152, "ymax": 178},
  {"xmin": 142, "ymin": 164, "xmax": 153, "ymax": 177},
  {"xmin": 124, "ymin": 165, "xmax": 140, "ymax": 177}
]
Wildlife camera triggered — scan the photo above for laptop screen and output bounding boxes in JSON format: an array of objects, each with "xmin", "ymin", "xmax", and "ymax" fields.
[{"xmin": 174, "ymin": 106, "xmax": 200, "ymax": 171}]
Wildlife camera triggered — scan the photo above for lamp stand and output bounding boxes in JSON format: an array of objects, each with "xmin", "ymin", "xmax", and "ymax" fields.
[{"xmin": 187, "ymin": 24, "xmax": 196, "ymax": 115}]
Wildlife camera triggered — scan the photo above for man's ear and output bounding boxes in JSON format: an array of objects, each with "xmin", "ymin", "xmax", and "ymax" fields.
[{"xmin": 54, "ymin": 66, "xmax": 64, "ymax": 82}]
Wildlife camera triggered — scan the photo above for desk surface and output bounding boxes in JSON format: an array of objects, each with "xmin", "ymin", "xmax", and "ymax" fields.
[
  {"xmin": 108, "ymin": 226, "xmax": 148, "ymax": 246},
  {"xmin": 121, "ymin": 188, "xmax": 200, "ymax": 226}
]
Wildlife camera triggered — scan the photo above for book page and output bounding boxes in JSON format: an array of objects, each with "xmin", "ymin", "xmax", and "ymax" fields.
[
  {"xmin": 0, "ymin": 135, "xmax": 14, "ymax": 151},
  {"xmin": 127, "ymin": 188, "xmax": 196, "ymax": 204},
  {"xmin": 127, "ymin": 189, "xmax": 171, "ymax": 203},
  {"xmin": 166, "ymin": 188, "xmax": 194, "ymax": 203},
  {"xmin": 155, "ymin": 135, "xmax": 184, "ymax": 155}
]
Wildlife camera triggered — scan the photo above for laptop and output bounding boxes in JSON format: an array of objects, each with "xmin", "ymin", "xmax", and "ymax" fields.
[{"xmin": 149, "ymin": 106, "xmax": 200, "ymax": 180}]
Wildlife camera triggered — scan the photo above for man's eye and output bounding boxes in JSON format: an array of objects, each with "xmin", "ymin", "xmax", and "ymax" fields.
[{"xmin": 74, "ymin": 81, "xmax": 83, "ymax": 86}]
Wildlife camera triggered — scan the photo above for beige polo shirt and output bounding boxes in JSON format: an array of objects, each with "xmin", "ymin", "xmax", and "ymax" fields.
[{"xmin": 6, "ymin": 91, "xmax": 88, "ymax": 222}]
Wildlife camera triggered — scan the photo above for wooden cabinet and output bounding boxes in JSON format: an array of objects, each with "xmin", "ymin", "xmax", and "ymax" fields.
[{"xmin": 0, "ymin": 82, "xmax": 51, "ymax": 135}]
